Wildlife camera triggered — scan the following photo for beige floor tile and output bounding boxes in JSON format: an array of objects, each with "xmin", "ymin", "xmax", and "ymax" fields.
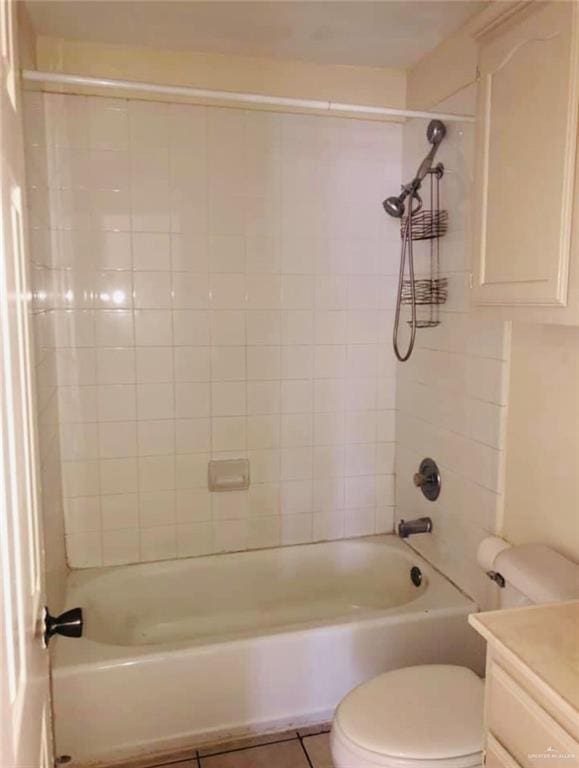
[
  {"xmin": 303, "ymin": 733, "xmax": 334, "ymax": 768},
  {"xmin": 103, "ymin": 750, "xmax": 197, "ymax": 768},
  {"xmin": 201, "ymin": 740, "xmax": 309, "ymax": 767},
  {"xmin": 162, "ymin": 761, "xmax": 198, "ymax": 768}
]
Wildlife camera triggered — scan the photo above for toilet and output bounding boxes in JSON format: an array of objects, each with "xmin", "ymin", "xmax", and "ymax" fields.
[
  {"xmin": 332, "ymin": 664, "xmax": 484, "ymax": 768},
  {"xmin": 331, "ymin": 542, "xmax": 579, "ymax": 768}
]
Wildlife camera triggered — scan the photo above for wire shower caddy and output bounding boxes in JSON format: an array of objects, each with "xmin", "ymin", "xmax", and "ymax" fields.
[{"xmin": 400, "ymin": 164, "xmax": 448, "ymax": 328}]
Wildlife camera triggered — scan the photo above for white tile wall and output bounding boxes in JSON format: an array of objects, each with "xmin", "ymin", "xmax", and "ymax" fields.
[
  {"xmin": 394, "ymin": 87, "xmax": 509, "ymax": 609},
  {"xmin": 25, "ymin": 93, "xmax": 402, "ymax": 567}
]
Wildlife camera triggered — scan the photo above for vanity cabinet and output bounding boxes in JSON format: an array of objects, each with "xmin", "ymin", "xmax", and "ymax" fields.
[
  {"xmin": 485, "ymin": 659, "xmax": 578, "ymax": 767},
  {"xmin": 469, "ymin": 602, "xmax": 579, "ymax": 768},
  {"xmin": 471, "ymin": 1, "xmax": 579, "ymax": 322}
]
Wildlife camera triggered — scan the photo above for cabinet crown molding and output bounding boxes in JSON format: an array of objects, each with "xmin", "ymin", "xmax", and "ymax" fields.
[{"xmin": 470, "ymin": 1, "xmax": 535, "ymax": 41}]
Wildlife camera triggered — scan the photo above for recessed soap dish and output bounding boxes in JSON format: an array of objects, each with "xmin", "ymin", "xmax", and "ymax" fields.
[{"xmin": 208, "ymin": 458, "xmax": 250, "ymax": 492}]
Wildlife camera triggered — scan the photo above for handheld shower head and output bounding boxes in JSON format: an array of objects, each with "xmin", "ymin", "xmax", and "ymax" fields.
[
  {"xmin": 426, "ymin": 119, "xmax": 446, "ymax": 146},
  {"xmin": 382, "ymin": 119, "xmax": 447, "ymax": 218}
]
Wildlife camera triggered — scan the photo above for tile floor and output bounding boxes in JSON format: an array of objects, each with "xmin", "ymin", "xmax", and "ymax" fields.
[{"xmin": 116, "ymin": 725, "xmax": 333, "ymax": 768}]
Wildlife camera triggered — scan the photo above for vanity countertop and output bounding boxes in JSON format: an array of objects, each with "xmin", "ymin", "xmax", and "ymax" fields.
[{"xmin": 469, "ymin": 600, "xmax": 579, "ymax": 717}]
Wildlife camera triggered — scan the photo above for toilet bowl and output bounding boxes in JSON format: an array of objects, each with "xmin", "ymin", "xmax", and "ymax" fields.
[{"xmin": 331, "ymin": 665, "xmax": 484, "ymax": 768}]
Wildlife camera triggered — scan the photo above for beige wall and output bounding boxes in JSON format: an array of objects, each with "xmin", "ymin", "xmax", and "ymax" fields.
[
  {"xmin": 33, "ymin": 36, "xmax": 406, "ymax": 116},
  {"xmin": 503, "ymin": 323, "xmax": 579, "ymax": 562},
  {"xmin": 17, "ymin": 2, "xmax": 37, "ymax": 69}
]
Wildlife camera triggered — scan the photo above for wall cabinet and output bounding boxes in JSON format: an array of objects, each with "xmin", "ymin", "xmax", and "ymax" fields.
[{"xmin": 471, "ymin": 1, "xmax": 579, "ymax": 321}]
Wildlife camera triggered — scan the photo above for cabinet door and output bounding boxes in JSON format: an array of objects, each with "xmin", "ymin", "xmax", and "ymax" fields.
[
  {"xmin": 485, "ymin": 735, "xmax": 523, "ymax": 768},
  {"xmin": 472, "ymin": 1, "xmax": 579, "ymax": 307}
]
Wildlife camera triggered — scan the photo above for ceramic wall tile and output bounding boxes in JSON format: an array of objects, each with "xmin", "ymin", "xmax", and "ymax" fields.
[
  {"xmin": 28, "ymin": 94, "xmax": 400, "ymax": 567},
  {"xmin": 394, "ymin": 87, "xmax": 508, "ymax": 609}
]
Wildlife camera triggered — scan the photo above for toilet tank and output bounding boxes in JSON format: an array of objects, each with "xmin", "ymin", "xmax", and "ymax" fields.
[{"xmin": 495, "ymin": 544, "xmax": 579, "ymax": 608}]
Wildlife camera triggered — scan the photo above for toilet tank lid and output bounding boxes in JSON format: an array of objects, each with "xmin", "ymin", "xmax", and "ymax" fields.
[
  {"xmin": 495, "ymin": 544, "xmax": 579, "ymax": 603},
  {"xmin": 335, "ymin": 665, "xmax": 484, "ymax": 761}
]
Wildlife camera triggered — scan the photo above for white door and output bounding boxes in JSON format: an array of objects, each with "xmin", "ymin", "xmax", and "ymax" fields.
[{"xmin": 0, "ymin": 0, "xmax": 53, "ymax": 766}]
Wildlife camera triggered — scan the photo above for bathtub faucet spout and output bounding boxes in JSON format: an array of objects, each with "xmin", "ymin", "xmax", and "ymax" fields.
[{"xmin": 398, "ymin": 517, "xmax": 433, "ymax": 539}]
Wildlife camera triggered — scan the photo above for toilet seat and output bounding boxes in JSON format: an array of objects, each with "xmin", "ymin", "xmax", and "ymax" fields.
[
  {"xmin": 331, "ymin": 720, "xmax": 482, "ymax": 768},
  {"xmin": 332, "ymin": 665, "xmax": 484, "ymax": 768}
]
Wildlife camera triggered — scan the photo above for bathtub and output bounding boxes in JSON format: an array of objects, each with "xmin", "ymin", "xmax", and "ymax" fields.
[{"xmin": 52, "ymin": 535, "xmax": 484, "ymax": 767}]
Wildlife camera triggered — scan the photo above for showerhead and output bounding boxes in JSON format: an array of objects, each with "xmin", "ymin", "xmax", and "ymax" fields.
[
  {"xmin": 383, "ymin": 195, "xmax": 406, "ymax": 218},
  {"xmin": 426, "ymin": 119, "xmax": 446, "ymax": 146}
]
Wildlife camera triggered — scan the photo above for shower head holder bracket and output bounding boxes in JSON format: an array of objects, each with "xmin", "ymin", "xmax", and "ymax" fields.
[{"xmin": 429, "ymin": 162, "xmax": 444, "ymax": 180}]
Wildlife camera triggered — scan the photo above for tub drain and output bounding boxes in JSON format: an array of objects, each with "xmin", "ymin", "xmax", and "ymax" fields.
[{"xmin": 410, "ymin": 566, "xmax": 422, "ymax": 587}]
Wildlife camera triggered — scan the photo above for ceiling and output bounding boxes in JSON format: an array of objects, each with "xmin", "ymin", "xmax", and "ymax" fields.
[{"xmin": 25, "ymin": 1, "xmax": 485, "ymax": 70}]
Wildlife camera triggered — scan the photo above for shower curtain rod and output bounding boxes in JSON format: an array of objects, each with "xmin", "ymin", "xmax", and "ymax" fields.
[{"xmin": 22, "ymin": 70, "xmax": 476, "ymax": 123}]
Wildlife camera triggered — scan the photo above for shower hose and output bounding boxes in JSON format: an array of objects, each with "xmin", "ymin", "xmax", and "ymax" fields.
[{"xmin": 392, "ymin": 194, "xmax": 422, "ymax": 362}]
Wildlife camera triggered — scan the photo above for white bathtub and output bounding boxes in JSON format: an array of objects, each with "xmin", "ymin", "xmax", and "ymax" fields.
[{"xmin": 53, "ymin": 536, "xmax": 484, "ymax": 767}]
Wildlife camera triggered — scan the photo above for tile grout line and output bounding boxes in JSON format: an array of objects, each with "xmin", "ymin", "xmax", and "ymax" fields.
[
  {"xmin": 197, "ymin": 734, "xmax": 301, "ymax": 761},
  {"xmin": 297, "ymin": 734, "xmax": 315, "ymax": 768},
  {"xmin": 205, "ymin": 107, "xmax": 215, "ymax": 556},
  {"xmin": 142, "ymin": 753, "xmax": 199, "ymax": 768},
  {"xmin": 127, "ymin": 100, "xmax": 143, "ymax": 566},
  {"xmin": 167, "ymin": 113, "xmax": 179, "ymax": 562}
]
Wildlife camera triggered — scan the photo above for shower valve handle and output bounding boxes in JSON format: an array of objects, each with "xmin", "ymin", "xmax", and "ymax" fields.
[
  {"xmin": 413, "ymin": 458, "xmax": 441, "ymax": 501},
  {"xmin": 413, "ymin": 472, "xmax": 427, "ymax": 487}
]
